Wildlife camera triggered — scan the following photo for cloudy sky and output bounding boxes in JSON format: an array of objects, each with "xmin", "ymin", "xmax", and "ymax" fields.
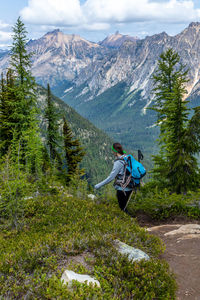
[{"xmin": 0, "ymin": 0, "xmax": 200, "ymax": 48}]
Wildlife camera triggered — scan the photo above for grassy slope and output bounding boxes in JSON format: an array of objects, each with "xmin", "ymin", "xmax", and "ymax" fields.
[{"xmin": 0, "ymin": 188, "xmax": 176, "ymax": 299}]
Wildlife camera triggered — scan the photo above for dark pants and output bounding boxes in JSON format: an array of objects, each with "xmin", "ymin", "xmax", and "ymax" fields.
[{"xmin": 116, "ymin": 190, "xmax": 132, "ymax": 211}]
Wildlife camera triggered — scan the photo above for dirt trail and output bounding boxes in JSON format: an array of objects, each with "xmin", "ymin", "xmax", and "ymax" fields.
[{"xmin": 147, "ymin": 223, "xmax": 200, "ymax": 300}]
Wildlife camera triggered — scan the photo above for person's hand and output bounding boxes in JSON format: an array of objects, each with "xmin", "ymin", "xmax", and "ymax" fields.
[{"xmin": 94, "ymin": 184, "xmax": 100, "ymax": 190}]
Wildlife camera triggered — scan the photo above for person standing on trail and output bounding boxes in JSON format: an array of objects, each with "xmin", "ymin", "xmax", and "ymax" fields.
[{"xmin": 94, "ymin": 142, "xmax": 133, "ymax": 214}]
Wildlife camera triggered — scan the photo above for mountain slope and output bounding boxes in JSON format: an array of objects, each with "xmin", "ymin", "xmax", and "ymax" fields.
[
  {"xmin": 1, "ymin": 23, "xmax": 200, "ymax": 158},
  {"xmin": 62, "ymin": 81, "xmax": 159, "ymax": 157},
  {"xmin": 36, "ymin": 85, "xmax": 114, "ymax": 184},
  {"xmin": 0, "ymin": 29, "xmax": 110, "ymax": 97},
  {"xmin": 62, "ymin": 22, "xmax": 200, "ymax": 155}
]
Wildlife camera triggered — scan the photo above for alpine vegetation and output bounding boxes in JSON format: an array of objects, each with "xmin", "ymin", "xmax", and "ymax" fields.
[
  {"xmin": 151, "ymin": 48, "xmax": 200, "ymax": 193},
  {"xmin": 1, "ymin": 18, "xmax": 200, "ymax": 300},
  {"xmin": 0, "ymin": 18, "xmax": 85, "ymax": 228}
]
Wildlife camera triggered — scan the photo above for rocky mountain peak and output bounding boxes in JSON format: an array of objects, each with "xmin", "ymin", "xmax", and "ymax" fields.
[
  {"xmin": 99, "ymin": 32, "xmax": 139, "ymax": 48},
  {"xmin": 147, "ymin": 31, "xmax": 168, "ymax": 42},
  {"xmin": 43, "ymin": 29, "xmax": 91, "ymax": 46},
  {"xmin": 46, "ymin": 28, "xmax": 61, "ymax": 35},
  {"xmin": 18, "ymin": 29, "xmax": 106, "ymax": 90},
  {"xmin": 177, "ymin": 21, "xmax": 200, "ymax": 39},
  {"xmin": 188, "ymin": 22, "xmax": 200, "ymax": 29}
]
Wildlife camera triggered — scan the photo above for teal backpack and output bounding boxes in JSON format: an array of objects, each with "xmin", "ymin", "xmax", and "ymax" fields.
[{"xmin": 115, "ymin": 154, "xmax": 146, "ymax": 190}]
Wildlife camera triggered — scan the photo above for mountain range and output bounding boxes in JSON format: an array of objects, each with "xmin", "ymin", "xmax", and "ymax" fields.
[{"xmin": 1, "ymin": 23, "xmax": 200, "ymax": 159}]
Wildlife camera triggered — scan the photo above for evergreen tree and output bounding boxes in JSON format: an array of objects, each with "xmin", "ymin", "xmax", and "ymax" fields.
[
  {"xmin": 44, "ymin": 84, "xmax": 61, "ymax": 162},
  {"xmin": 10, "ymin": 17, "xmax": 37, "ymax": 131},
  {"xmin": 152, "ymin": 48, "xmax": 200, "ymax": 193},
  {"xmin": 63, "ymin": 117, "xmax": 85, "ymax": 183},
  {"xmin": 0, "ymin": 72, "xmax": 9, "ymax": 155},
  {"xmin": 0, "ymin": 70, "xmax": 19, "ymax": 156},
  {"xmin": 11, "ymin": 17, "xmax": 33, "ymax": 87},
  {"xmin": 7, "ymin": 17, "xmax": 42, "ymax": 174}
]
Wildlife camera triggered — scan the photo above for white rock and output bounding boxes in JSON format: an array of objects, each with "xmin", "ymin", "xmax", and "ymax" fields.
[
  {"xmin": 61, "ymin": 270, "xmax": 100, "ymax": 288},
  {"xmin": 147, "ymin": 224, "xmax": 181, "ymax": 232},
  {"xmin": 165, "ymin": 224, "xmax": 200, "ymax": 236},
  {"xmin": 88, "ymin": 194, "xmax": 97, "ymax": 200},
  {"xmin": 24, "ymin": 196, "xmax": 33, "ymax": 200},
  {"xmin": 114, "ymin": 240, "xmax": 150, "ymax": 262},
  {"xmin": 64, "ymin": 193, "xmax": 73, "ymax": 197}
]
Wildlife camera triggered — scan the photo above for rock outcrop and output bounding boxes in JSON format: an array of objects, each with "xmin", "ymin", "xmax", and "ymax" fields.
[
  {"xmin": 61, "ymin": 270, "xmax": 100, "ymax": 288},
  {"xmin": 114, "ymin": 239, "xmax": 150, "ymax": 262}
]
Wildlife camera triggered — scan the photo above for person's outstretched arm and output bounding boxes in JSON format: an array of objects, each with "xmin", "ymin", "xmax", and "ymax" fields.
[{"xmin": 94, "ymin": 160, "xmax": 123, "ymax": 190}]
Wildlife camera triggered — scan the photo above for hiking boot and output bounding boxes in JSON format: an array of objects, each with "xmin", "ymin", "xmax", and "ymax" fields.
[{"xmin": 124, "ymin": 208, "xmax": 132, "ymax": 217}]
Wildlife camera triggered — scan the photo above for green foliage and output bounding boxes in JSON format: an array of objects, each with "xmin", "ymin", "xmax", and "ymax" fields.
[
  {"xmin": 0, "ymin": 18, "xmax": 43, "ymax": 175},
  {"xmin": 44, "ymin": 84, "xmax": 62, "ymax": 163},
  {"xmin": 63, "ymin": 117, "xmax": 85, "ymax": 183},
  {"xmin": 63, "ymin": 81, "xmax": 159, "ymax": 160},
  {"xmin": 37, "ymin": 85, "xmax": 114, "ymax": 184},
  {"xmin": 10, "ymin": 17, "xmax": 33, "ymax": 87},
  {"xmin": 10, "ymin": 17, "xmax": 37, "ymax": 136},
  {"xmin": 151, "ymin": 48, "xmax": 200, "ymax": 193},
  {"xmin": 0, "ymin": 70, "xmax": 17, "ymax": 156},
  {"xmin": 0, "ymin": 188, "xmax": 176, "ymax": 299},
  {"xmin": 94, "ymin": 257, "xmax": 176, "ymax": 299},
  {"xmin": 0, "ymin": 152, "xmax": 36, "ymax": 229},
  {"xmin": 128, "ymin": 186, "xmax": 200, "ymax": 221}
]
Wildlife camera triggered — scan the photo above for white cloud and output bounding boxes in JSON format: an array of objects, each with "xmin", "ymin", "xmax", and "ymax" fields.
[
  {"xmin": 82, "ymin": 23, "xmax": 110, "ymax": 31},
  {"xmin": 20, "ymin": 0, "xmax": 200, "ymax": 30},
  {"xmin": 0, "ymin": 20, "xmax": 12, "ymax": 47},
  {"xmin": 21, "ymin": 0, "xmax": 84, "ymax": 26},
  {"xmin": 83, "ymin": 0, "xmax": 200, "ymax": 23},
  {"xmin": 0, "ymin": 31, "xmax": 11, "ymax": 42},
  {"xmin": 0, "ymin": 20, "xmax": 11, "ymax": 45},
  {"xmin": 0, "ymin": 21, "xmax": 10, "ymax": 29}
]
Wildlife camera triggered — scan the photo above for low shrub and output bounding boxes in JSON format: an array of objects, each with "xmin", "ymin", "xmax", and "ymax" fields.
[
  {"xmin": 0, "ymin": 190, "xmax": 177, "ymax": 299},
  {"xmin": 128, "ymin": 187, "xmax": 200, "ymax": 221}
]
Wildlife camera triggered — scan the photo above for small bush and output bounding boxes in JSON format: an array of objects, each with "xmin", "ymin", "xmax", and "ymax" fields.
[
  {"xmin": 0, "ymin": 190, "xmax": 177, "ymax": 299},
  {"xmin": 128, "ymin": 187, "xmax": 200, "ymax": 221}
]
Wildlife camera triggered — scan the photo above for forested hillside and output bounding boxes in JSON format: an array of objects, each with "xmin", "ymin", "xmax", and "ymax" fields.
[{"xmin": 36, "ymin": 85, "xmax": 114, "ymax": 184}]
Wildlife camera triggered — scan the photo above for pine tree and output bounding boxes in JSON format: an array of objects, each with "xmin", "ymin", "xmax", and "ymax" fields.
[
  {"xmin": 0, "ymin": 72, "xmax": 8, "ymax": 155},
  {"xmin": 11, "ymin": 17, "xmax": 33, "ymax": 87},
  {"xmin": 7, "ymin": 17, "xmax": 42, "ymax": 174},
  {"xmin": 63, "ymin": 117, "xmax": 85, "ymax": 183},
  {"xmin": 44, "ymin": 84, "xmax": 61, "ymax": 163},
  {"xmin": 152, "ymin": 48, "xmax": 200, "ymax": 193},
  {"xmin": 0, "ymin": 70, "xmax": 19, "ymax": 156}
]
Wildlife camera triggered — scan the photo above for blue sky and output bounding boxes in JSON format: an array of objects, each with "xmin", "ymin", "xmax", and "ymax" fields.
[{"xmin": 0, "ymin": 0, "xmax": 200, "ymax": 48}]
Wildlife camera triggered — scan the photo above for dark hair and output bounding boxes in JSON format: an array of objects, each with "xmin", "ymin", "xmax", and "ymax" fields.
[{"xmin": 113, "ymin": 143, "xmax": 124, "ymax": 155}]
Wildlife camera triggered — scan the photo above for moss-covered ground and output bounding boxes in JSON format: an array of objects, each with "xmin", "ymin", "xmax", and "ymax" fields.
[{"xmin": 0, "ymin": 187, "xmax": 177, "ymax": 299}]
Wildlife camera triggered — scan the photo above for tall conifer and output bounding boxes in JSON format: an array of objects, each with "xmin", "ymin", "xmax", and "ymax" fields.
[
  {"xmin": 8, "ymin": 17, "xmax": 42, "ymax": 174},
  {"xmin": 63, "ymin": 117, "xmax": 85, "ymax": 183},
  {"xmin": 152, "ymin": 48, "xmax": 200, "ymax": 193},
  {"xmin": 44, "ymin": 84, "xmax": 61, "ymax": 162},
  {"xmin": 0, "ymin": 70, "xmax": 19, "ymax": 156}
]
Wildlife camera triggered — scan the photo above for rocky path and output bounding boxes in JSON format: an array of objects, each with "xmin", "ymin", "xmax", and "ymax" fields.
[{"xmin": 147, "ymin": 223, "xmax": 200, "ymax": 300}]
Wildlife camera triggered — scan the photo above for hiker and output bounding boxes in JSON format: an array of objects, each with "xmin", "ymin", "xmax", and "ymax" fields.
[{"xmin": 94, "ymin": 142, "xmax": 134, "ymax": 214}]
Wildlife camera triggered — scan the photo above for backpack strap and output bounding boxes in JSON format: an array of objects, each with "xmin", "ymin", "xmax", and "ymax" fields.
[
  {"xmin": 114, "ymin": 154, "xmax": 126, "ymax": 162},
  {"xmin": 115, "ymin": 155, "xmax": 134, "ymax": 191}
]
